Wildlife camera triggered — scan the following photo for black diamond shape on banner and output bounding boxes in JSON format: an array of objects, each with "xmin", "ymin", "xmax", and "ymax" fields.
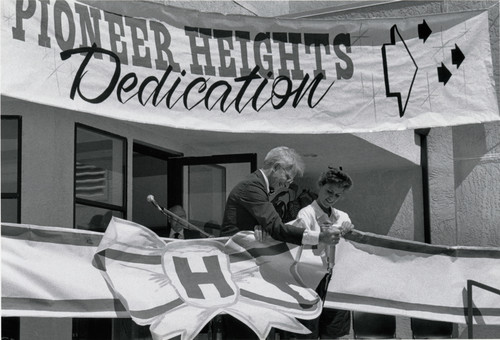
[
  {"xmin": 418, "ymin": 20, "xmax": 432, "ymax": 43},
  {"xmin": 451, "ymin": 44, "xmax": 465, "ymax": 68},
  {"xmin": 438, "ymin": 63, "xmax": 452, "ymax": 85}
]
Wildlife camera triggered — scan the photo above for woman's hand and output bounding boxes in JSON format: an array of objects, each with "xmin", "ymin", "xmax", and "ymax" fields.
[
  {"xmin": 319, "ymin": 227, "xmax": 341, "ymax": 245},
  {"xmin": 340, "ymin": 221, "xmax": 354, "ymax": 235}
]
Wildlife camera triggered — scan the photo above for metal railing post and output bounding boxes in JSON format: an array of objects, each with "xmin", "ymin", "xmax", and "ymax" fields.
[
  {"xmin": 467, "ymin": 280, "xmax": 500, "ymax": 339},
  {"xmin": 467, "ymin": 280, "xmax": 473, "ymax": 339}
]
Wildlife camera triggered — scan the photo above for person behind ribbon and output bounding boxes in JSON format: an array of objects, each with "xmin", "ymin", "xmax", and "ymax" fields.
[
  {"xmin": 221, "ymin": 146, "xmax": 342, "ymax": 245},
  {"xmin": 167, "ymin": 205, "xmax": 202, "ymax": 239},
  {"xmin": 256, "ymin": 165, "xmax": 354, "ymax": 339},
  {"xmin": 220, "ymin": 146, "xmax": 343, "ymax": 339},
  {"xmin": 294, "ymin": 166, "xmax": 354, "ymax": 339}
]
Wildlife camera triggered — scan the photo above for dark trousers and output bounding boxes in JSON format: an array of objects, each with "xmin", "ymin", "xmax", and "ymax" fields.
[
  {"xmin": 219, "ymin": 273, "xmax": 350, "ymax": 340},
  {"xmin": 281, "ymin": 274, "xmax": 351, "ymax": 339},
  {"xmin": 221, "ymin": 314, "xmax": 258, "ymax": 340}
]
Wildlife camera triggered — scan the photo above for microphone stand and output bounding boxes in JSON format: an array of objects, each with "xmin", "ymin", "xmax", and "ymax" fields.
[{"xmin": 147, "ymin": 195, "xmax": 213, "ymax": 238}]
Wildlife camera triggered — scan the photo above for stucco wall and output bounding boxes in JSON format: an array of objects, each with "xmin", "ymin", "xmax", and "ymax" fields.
[
  {"xmin": 299, "ymin": 166, "xmax": 424, "ymax": 241},
  {"xmin": 453, "ymin": 122, "xmax": 500, "ymax": 247}
]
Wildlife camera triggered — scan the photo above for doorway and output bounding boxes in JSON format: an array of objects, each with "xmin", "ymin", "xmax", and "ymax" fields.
[{"xmin": 168, "ymin": 153, "xmax": 257, "ymax": 237}]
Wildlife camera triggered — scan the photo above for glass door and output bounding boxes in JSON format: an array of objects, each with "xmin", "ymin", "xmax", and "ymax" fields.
[
  {"xmin": 132, "ymin": 142, "xmax": 182, "ymax": 237},
  {"xmin": 168, "ymin": 154, "xmax": 257, "ymax": 237}
]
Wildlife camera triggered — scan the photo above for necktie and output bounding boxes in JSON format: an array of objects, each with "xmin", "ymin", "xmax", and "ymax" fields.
[{"xmin": 174, "ymin": 232, "xmax": 180, "ymax": 239}]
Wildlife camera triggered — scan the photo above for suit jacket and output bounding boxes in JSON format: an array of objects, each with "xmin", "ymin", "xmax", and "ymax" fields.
[
  {"xmin": 221, "ymin": 170, "xmax": 304, "ymax": 245},
  {"xmin": 166, "ymin": 226, "xmax": 202, "ymax": 239}
]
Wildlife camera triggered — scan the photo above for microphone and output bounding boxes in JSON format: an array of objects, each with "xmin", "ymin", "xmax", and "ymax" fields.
[
  {"xmin": 147, "ymin": 195, "xmax": 162, "ymax": 211},
  {"xmin": 146, "ymin": 195, "xmax": 213, "ymax": 238}
]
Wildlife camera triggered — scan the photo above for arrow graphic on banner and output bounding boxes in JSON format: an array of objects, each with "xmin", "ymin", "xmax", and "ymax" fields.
[
  {"xmin": 381, "ymin": 25, "xmax": 418, "ymax": 118},
  {"xmin": 437, "ymin": 63, "xmax": 452, "ymax": 85},
  {"xmin": 418, "ymin": 20, "xmax": 432, "ymax": 43},
  {"xmin": 437, "ymin": 44, "xmax": 465, "ymax": 85},
  {"xmin": 451, "ymin": 44, "xmax": 465, "ymax": 68}
]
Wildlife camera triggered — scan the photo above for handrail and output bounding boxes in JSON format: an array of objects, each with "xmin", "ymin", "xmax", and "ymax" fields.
[{"xmin": 467, "ymin": 279, "xmax": 500, "ymax": 339}]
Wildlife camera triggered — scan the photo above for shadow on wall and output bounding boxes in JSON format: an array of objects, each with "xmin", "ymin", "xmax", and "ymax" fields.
[
  {"xmin": 294, "ymin": 132, "xmax": 424, "ymax": 240},
  {"xmin": 453, "ymin": 123, "xmax": 490, "ymax": 187},
  {"xmin": 452, "ymin": 122, "xmax": 500, "ymax": 247},
  {"xmin": 336, "ymin": 166, "xmax": 423, "ymax": 240}
]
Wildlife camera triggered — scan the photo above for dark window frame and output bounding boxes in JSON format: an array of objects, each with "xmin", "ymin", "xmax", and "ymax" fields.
[
  {"xmin": 73, "ymin": 123, "xmax": 128, "ymax": 228},
  {"xmin": 167, "ymin": 153, "xmax": 257, "ymax": 207},
  {"xmin": 172, "ymin": 153, "xmax": 257, "ymax": 169},
  {"xmin": 133, "ymin": 141, "xmax": 183, "ymax": 159},
  {"xmin": 132, "ymin": 141, "xmax": 182, "ymax": 228}
]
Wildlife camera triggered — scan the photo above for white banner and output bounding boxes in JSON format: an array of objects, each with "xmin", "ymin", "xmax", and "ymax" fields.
[
  {"xmin": 1, "ymin": 220, "xmax": 326, "ymax": 339},
  {"xmin": 1, "ymin": 223, "xmax": 125, "ymax": 318},
  {"xmin": 1, "ymin": 0, "xmax": 498, "ymax": 133},
  {"xmin": 2, "ymin": 221, "xmax": 500, "ymax": 339},
  {"xmin": 95, "ymin": 218, "xmax": 325, "ymax": 340}
]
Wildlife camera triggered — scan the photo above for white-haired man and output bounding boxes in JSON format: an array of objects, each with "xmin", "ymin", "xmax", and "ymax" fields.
[
  {"xmin": 220, "ymin": 146, "xmax": 343, "ymax": 340},
  {"xmin": 221, "ymin": 146, "xmax": 341, "ymax": 246}
]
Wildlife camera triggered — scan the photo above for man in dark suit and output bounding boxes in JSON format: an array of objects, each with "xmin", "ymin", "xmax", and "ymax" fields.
[
  {"xmin": 220, "ymin": 146, "xmax": 342, "ymax": 339},
  {"xmin": 166, "ymin": 205, "xmax": 201, "ymax": 239},
  {"xmin": 221, "ymin": 146, "xmax": 341, "ymax": 246}
]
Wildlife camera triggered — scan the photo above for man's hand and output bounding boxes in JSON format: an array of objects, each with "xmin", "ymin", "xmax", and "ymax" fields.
[
  {"xmin": 319, "ymin": 227, "xmax": 341, "ymax": 245},
  {"xmin": 254, "ymin": 225, "xmax": 269, "ymax": 242}
]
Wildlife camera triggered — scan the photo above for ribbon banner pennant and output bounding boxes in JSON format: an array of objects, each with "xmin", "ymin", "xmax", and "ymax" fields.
[
  {"xmin": 1, "ymin": 0, "xmax": 498, "ymax": 133},
  {"xmin": 94, "ymin": 218, "xmax": 324, "ymax": 340},
  {"xmin": 1, "ymin": 219, "xmax": 325, "ymax": 334},
  {"xmin": 1, "ymin": 223, "xmax": 126, "ymax": 318},
  {"xmin": 3, "ymin": 220, "xmax": 500, "ymax": 340}
]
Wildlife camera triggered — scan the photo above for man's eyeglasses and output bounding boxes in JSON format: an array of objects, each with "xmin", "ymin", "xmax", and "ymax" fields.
[{"xmin": 280, "ymin": 166, "xmax": 294, "ymax": 185}]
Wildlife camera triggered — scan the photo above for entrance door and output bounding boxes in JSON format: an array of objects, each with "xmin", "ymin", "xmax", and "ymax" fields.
[
  {"xmin": 132, "ymin": 142, "xmax": 181, "ymax": 237},
  {"xmin": 168, "ymin": 154, "xmax": 257, "ymax": 237}
]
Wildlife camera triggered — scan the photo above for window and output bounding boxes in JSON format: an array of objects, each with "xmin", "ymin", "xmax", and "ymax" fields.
[
  {"xmin": 1, "ymin": 317, "xmax": 20, "ymax": 340},
  {"xmin": 73, "ymin": 125, "xmax": 126, "ymax": 340},
  {"xmin": 185, "ymin": 163, "xmax": 226, "ymax": 235},
  {"xmin": 72, "ymin": 318, "xmax": 112, "ymax": 340},
  {"xmin": 74, "ymin": 124, "xmax": 126, "ymax": 231},
  {"xmin": 1, "ymin": 116, "xmax": 21, "ymax": 223},
  {"xmin": 1, "ymin": 116, "xmax": 21, "ymax": 340},
  {"xmin": 168, "ymin": 153, "xmax": 256, "ymax": 237}
]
